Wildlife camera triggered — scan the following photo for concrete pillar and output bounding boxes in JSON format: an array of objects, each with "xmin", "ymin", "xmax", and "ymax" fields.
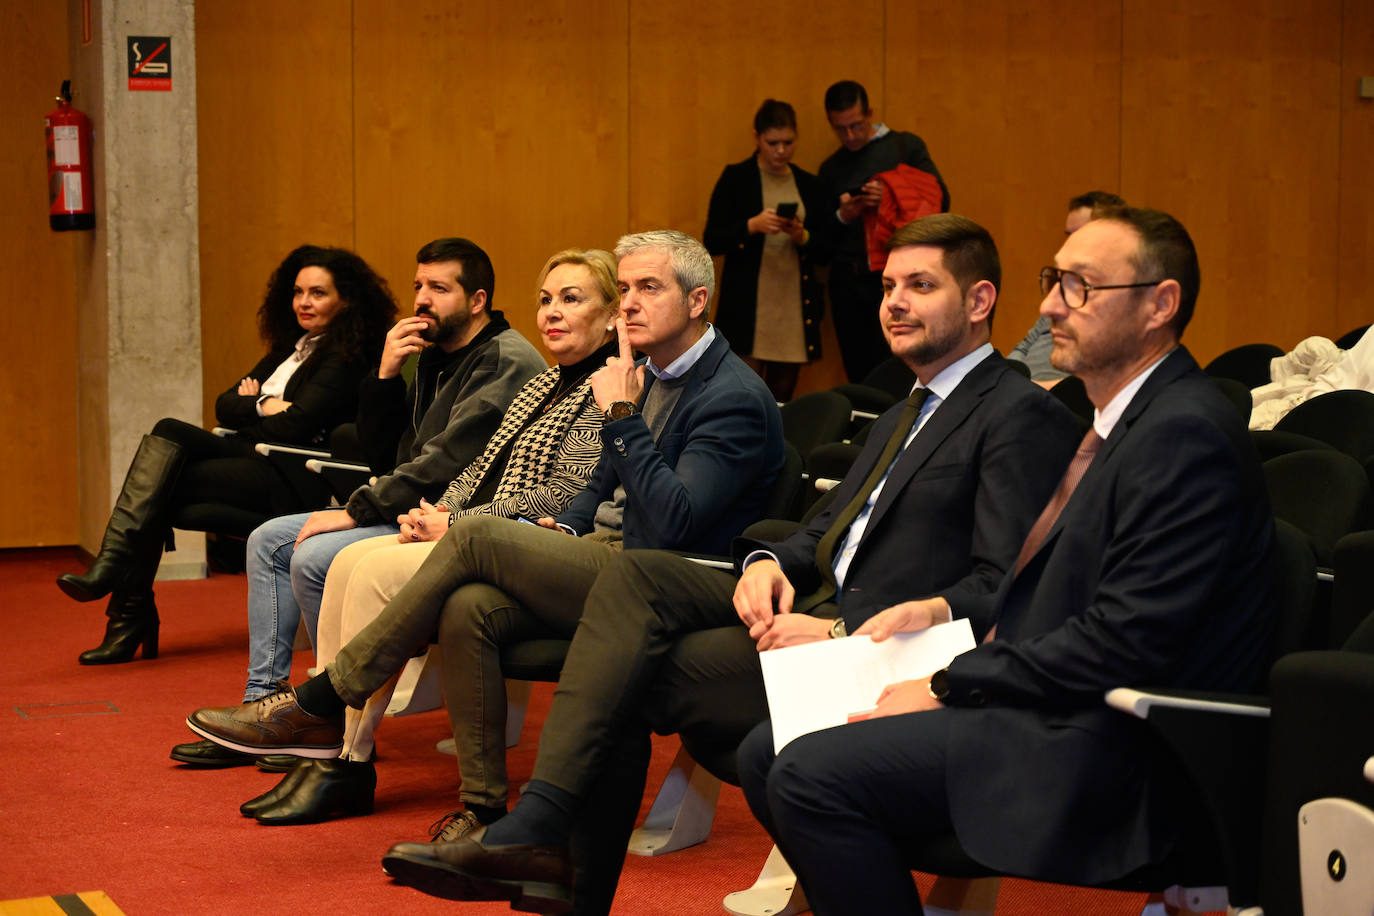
[{"xmin": 69, "ymin": 0, "xmax": 205, "ymax": 579}]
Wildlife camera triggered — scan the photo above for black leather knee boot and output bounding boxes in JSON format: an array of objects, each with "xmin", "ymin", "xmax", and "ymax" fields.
[
  {"xmin": 58, "ymin": 434, "xmax": 184, "ymax": 602},
  {"xmin": 78, "ymin": 589, "xmax": 160, "ymax": 664}
]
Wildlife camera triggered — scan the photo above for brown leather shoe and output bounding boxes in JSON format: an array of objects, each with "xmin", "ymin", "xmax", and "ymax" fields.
[
  {"xmin": 185, "ymin": 686, "xmax": 343, "ymax": 759},
  {"xmin": 382, "ymin": 810, "xmax": 484, "ymax": 878},
  {"xmin": 381, "ymin": 827, "xmax": 572, "ymax": 914}
]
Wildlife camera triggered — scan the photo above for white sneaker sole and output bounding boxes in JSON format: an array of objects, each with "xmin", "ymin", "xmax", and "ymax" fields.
[{"xmin": 184, "ymin": 717, "xmax": 342, "ymax": 759}]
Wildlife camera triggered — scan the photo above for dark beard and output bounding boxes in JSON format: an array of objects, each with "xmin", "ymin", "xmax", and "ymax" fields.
[
  {"xmin": 420, "ymin": 311, "xmax": 468, "ymax": 347},
  {"xmin": 902, "ymin": 323, "xmax": 962, "ymax": 367}
]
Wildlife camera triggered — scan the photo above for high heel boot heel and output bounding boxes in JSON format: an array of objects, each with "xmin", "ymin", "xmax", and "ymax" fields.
[
  {"xmin": 79, "ymin": 591, "xmax": 160, "ymax": 665},
  {"xmin": 57, "ymin": 434, "xmax": 183, "ymax": 602}
]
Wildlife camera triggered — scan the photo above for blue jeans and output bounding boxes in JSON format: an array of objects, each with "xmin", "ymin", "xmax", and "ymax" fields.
[{"xmin": 243, "ymin": 511, "xmax": 400, "ymax": 701}]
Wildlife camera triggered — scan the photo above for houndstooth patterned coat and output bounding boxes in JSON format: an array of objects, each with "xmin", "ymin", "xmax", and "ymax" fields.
[{"xmin": 437, "ymin": 365, "xmax": 602, "ymax": 522}]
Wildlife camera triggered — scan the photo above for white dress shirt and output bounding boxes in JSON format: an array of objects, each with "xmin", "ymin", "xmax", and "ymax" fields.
[
  {"xmin": 255, "ymin": 333, "xmax": 319, "ymax": 416},
  {"xmin": 745, "ymin": 342, "xmax": 995, "ymax": 589}
]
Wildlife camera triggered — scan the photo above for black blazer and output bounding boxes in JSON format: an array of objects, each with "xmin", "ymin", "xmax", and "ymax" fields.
[
  {"xmin": 214, "ymin": 346, "xmax": 368, "ymax": 446},
  {"xmin": 943, "ymin": 347, "xmax": 1278, "ymax": 884},
  {"xmin": 739, "ymin": 352, "xmax": 1082, "ymax": 627},
  {"xmin": 703, "ymin": 156, "xmax": 828, "ymax": 358}
]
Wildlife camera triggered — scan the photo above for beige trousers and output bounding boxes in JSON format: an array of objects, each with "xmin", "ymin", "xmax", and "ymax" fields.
[{"xmin": 315, "ymin": 534, "xmax": 437, "ymax": 762}]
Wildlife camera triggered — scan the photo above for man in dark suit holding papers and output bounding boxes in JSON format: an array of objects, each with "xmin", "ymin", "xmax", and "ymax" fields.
[
  {"xmin": 379, "ymin": 214, "xmax": 1081, "ymax": 914},
  {"xmin": 737, "ymin": 207, "xmax": 1278, "ymax": 915}
]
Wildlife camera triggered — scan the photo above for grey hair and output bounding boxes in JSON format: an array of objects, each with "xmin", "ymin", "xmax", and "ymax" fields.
[{"xmin": 614, "ymin": 230, "xmax": 715, "ymax": 303}]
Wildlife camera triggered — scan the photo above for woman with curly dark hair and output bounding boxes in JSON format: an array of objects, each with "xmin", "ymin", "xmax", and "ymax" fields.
[{"xmin": 57, "ymin": 244, "xmax": 396, "ymax": 665}]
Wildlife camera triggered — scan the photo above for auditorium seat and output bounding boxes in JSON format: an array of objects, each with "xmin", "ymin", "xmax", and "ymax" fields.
[
  {"xmin": 1048, "ymin": 374, "xmax": 1093, "ymax": 422},
  {"xmin": 1263, "ymin": 450, "xmax": 1373, "ymax": 569},
  {"xmin": 1204, "ymin": 343, "xmax": 1284, "ymax": 389},
  {"xmin": 171, "ymin": 428, "xmax": 338, "ymax": 571},
  {"xmin": 1331, "ymin": 531, "xmax": 1374, "ymax": 649},
  {"xmin": 1261, "ymin": 645, "xmax": 1374, "ymax": 914},
  {"xmin": 1210, "ymin": 376, "xmax": 1253, "ymax": 420},
  {"xmin": 1334, "ymin": 324, "xmax": 1371, "ymax": 350},
  {"xmin": 829, "ymin": 356, "xmax": 918, "ymax": 420},
  {"xmin": 779, "ymin": 391, "xmax": 853, "ymax": 466},
  {"xmin": 1273, "ymin": 389, "xmax": 1374, "ymax": 466},
  {"xmin": 1250, "ymin": 429, "xmax": 1339, "ymax": 463}
]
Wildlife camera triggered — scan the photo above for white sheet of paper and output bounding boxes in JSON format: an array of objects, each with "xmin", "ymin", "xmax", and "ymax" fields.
[{"xmin": 758, "ymin": 617, "xmax": 977, "ymax": 754}]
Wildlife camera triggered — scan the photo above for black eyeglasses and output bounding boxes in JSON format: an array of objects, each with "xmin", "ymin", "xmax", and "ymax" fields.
[{"xmin": 1039, "ymin": 267, "xmax": 1163, "ymax": 310}]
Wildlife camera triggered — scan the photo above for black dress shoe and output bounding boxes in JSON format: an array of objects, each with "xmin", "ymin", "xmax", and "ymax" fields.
[
  {"xmin": 381, "ymin": 827, "xmax": 572, "ymax": 914},
  {"xmin": 240, "ymin": 758, "xmax": 314, "ymax": 818},
  {"xmin": 255, "ymin": 754, "xmax": 299, "ymax": 773},
  {"xmin": 253, "ymin": 758, "xmax": 376, "ymax": 825},
  {"xmin": 170, "ymin": 738, "xmax": 255, "ymax": 768}
]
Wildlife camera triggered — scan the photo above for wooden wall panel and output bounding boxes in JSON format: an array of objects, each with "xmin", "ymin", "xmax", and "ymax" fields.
[
  {"xmin": 1122, "ymin": 0, "xmax": 1343, "ymax": 362},
  {"xmin": 0, "ymin": 2, "xmax": 79, "ymax": 547},
  {"xmin": 626, "ymin": 0, "xmax": 883, "ymax": 391},
  {"xmin": 887, "ymin": 0, "xmax": 1123, "ymax": 354},
  {"xmin": 351, "ymin": 0, "xmax": 630, "ymax": 349},
  {"xmin": 1337, "ymin": 0, "xmax": 1374, "ymax": 341},
  {"xmin": 626, "ymin": 0, "xmax": 883, "ymax": 230},
  {"xmin": 196, "ymin": 0, "xmax": 356, "ymax": 426}
]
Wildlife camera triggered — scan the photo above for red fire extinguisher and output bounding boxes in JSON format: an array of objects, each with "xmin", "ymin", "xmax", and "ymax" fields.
[{"xmin": 45, "ymin": 80, "xmax": 95, "ymax": 231}]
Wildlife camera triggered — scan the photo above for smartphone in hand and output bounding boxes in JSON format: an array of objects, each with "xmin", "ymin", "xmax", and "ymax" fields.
[
  {"xmin": 847, "ymin": 174, "xmax": 883, "ymax": 199},
  {"xmin": 775, "ymin": 201, "xmax": 798, "ymax": 221}
]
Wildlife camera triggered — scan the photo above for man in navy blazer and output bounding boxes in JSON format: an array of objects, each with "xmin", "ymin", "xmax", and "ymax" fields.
[
  {"xmin": 736, "ymin": 207, "xmax": 1277, "ymax": 915},
  {"xmin": 373, "ymin": 214, "xmax": 1082, "ymax": 914}
]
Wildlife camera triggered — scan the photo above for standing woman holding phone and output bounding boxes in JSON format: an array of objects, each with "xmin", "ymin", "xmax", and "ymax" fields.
[{"xmin": 704, "ymin": 98, "xmax": 827, "ymax": 401}]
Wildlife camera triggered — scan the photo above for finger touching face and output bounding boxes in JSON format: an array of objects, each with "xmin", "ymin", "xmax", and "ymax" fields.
[{"xmin": 413, "ymin": 260, "xmax": 472, "ymax": 346}]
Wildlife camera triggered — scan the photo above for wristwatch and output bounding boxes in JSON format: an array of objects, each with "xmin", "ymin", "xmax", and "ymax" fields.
[
  {"xmin": 928, "ymin": 667, "xmax": 951, "ymax": 702},
  {"xmin": 603, "ymin": 400, "xmax": 636, "ymax": 422},
  {"xmin": 828, "ymin": 617, "xmax": 847, "ymax": 639}
]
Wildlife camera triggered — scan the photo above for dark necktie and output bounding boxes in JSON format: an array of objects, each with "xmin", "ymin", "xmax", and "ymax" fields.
[
  {"xmin": 1012, "ymin": 426, "xmax": 1103, "ymax": 575},
  {"xmin": 814, "ymin": 387, "xmax": 934, "ymax": 587}
]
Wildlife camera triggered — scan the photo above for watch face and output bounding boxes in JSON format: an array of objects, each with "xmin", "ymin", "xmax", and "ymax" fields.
[
  {"xmin": 606, "ymin": 401, "xmax": 635, "ymax": 421},
  {"xmin": 929, "ymin": 668, "xmax": 950, "ymax": 700}
]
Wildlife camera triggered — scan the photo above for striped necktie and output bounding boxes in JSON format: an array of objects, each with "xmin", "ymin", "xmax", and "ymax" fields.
[{"xmin": 1012, "ymin": 426, "xmax": 1103, "ymax": 575}]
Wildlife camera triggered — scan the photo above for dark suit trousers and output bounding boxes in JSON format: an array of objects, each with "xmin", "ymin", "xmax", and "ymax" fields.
[
  {"xmin": 531, "ymin": 549, "xmax": 748, "ymax": 795},
  {"xmin": 557, "ymin": 622, "xmax": 772, "ymax": 915},
  {"xmin": 828, "ymin": 262, "xmax": 890, "ymax": 383},
  {"xmin": 738, "ymin": 711, "xmax": 958, "ymax": 916}
]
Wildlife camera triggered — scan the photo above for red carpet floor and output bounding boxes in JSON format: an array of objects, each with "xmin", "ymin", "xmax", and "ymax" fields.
[{"xmin": 1, "ymin": 547, "xmax": 1154, "ymax": 915}]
